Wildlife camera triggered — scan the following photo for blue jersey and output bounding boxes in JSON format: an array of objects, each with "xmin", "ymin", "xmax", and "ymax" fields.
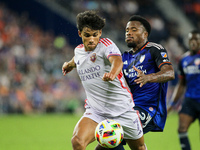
[
  {"xmin": 122, "ymin": 42, "xmax": 172, "ymax": 131},
  {"xmin": 178, "ymin": 51, "xmax": 200, "ymax": 102}
]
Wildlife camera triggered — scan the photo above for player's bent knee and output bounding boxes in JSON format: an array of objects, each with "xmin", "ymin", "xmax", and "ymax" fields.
[
  {"xmin": 178, "ymin": 125, "xmax": 188, "ymax": 133},
  {"xmin": 71, "ymin": 135, "xmax": 85, "ymax": 150}
]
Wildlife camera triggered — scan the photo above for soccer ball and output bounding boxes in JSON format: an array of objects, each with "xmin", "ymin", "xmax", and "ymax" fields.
[{"xmin": 95, "ymin": 119, "xmax": 124, "ymax": 148}]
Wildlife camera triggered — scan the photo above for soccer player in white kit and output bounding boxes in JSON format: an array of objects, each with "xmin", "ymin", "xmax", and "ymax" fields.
[{"xmin": 62, "ymin": 10, "xmax": 146, "ymax": 150}]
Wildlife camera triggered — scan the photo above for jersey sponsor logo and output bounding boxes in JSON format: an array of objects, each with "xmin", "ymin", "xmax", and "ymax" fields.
[
  {"xmin": 124, "ymin": 65, "xmax": 147, "ymax": 78},
  {"xmin": 78, "ymin": 65, "xmax": 101, "ymax": 81},
  {"xmin": 161, "ymin": 52, "xmax": 167, "ymax": 58},
  {"xmin": 183, "ymin": 65, "xmax": 200, "ymax": 74},
  {"xmin": 90, "ymin": 53, "xmax": 97, "ymax": 62},
  {"xmin": 140, "ymin": 55, "xmax": 145, "ymax": 63}
]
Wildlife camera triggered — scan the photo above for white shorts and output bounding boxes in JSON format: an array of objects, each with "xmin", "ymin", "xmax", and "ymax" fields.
[{"xmin": 82, "ymin": 107, "xmax": 143, "ymax": 140}]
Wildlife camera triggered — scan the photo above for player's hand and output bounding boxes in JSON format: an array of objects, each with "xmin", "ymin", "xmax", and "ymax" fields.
[
  {"xmin": 62, "ymin": 62, "xmax": 74, "ymax": 76},
  {"xmin": 133, "ymin": 66, "xmax": 148, "ymax": 87},
  {"xmin": 102, "ymin": 72, "xmax": 116, "ymax": 81}
]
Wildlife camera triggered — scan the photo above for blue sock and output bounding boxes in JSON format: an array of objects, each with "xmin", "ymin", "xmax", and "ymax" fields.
[
  {"xmin": 179, "ymin": 132, "xmax": 191, "ymax": 150},
  {"xmin": 111, "ymin": 143, "xmax": 125, "ymax": 150}
]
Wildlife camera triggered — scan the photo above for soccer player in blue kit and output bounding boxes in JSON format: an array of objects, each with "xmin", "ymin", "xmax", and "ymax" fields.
[
  {"xmin": 168, "ymin": 30, "xmax": 200, "ymax": 150},
  {"xmin": 108, "ymin": 15, "xmax": 175, "ymax": 150}
]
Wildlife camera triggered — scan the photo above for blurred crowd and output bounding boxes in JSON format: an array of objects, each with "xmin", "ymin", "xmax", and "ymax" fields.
[
  {"xmin": 1, "ymin": 0, "xmax": 196, "ymax": 114},
  {"xmin": 0, "ymin": 3, "xmax": 85, "ymax": 114},
  {"xmin": 175, "ymin": 0, "xmax": 200, "ymax": 29}
]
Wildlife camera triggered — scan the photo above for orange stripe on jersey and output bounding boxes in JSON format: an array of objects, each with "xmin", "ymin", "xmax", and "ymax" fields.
[
  {"xmin": 99, "ymin": 38, "xmax": 112, "ymax": 47},
  {"xmin": 76, "ymin": 44, "xmax": 84, "ymax": 48},
  {"xmin": 158, "ymin": 62, "xmax": 172, "ymax": 68},
  {"xmin": 141, "ymin": 42, "xmax": 149, "ymax": 51},
  {"xmin": 117, "ymin": 71, "xmax": 134, "ymax": 103}
]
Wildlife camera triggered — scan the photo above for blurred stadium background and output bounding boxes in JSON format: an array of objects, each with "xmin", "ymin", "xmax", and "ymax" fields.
[{"xmin": 0, "ymin": 0, "xmax": 199, "ymax": 149}]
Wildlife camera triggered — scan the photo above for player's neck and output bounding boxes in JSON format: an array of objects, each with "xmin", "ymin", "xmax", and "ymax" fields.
[
  {"xmin": 131, "ymin": 41, "xmax": 148, "ymax": 52},
  {"xmin": 190, "ymin": 49, "xmax": 200, "ymax": 55}
]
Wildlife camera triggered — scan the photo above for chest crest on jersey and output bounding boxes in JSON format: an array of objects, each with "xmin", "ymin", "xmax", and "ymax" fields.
[
  {"xmin": 140, "ymin": 55, "xmax": 145, "ymax": 63},
  {"xmin": 194, "ymin": 58, "xmax": 200, "ymax": 66},
  {"xmin": 90, "ymin": 53, "xmax": 97, "ymax": 63}
]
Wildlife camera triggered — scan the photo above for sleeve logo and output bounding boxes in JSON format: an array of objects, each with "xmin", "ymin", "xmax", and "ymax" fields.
[{"xmin": 161, "ymin": 52, "xmax": 167, "ymax": 58}]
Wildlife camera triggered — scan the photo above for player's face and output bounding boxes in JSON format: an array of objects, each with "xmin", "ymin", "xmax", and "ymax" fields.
[
  {"xmin": 188, "ymin": 33, "xmax": 200, "ymax": 53},
  {"xmin": 78, "ymin": 27, "xmax": 102, "ymax": 51},
  {"xmin": 125, "ymin": 21, "xmax": 148, "ymax": 48}
]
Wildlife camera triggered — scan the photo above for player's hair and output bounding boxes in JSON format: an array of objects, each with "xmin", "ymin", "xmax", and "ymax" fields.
[
  {"xmin": 76, "ymin": 10, "xmax": 106, "ymax": 32},
  {"xmin": 128, "ymin": 15, "xmax": 151, "ymax": 37},
  {"xmin": 190, "ymin": 29, "xmax": 200, "ymax": 34}
]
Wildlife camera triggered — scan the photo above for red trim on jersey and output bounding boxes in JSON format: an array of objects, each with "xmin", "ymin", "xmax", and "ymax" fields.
[
  {"xmin": 99, "ymin": 38, "xmax": 112, "ymax": 47},
  {"xmin": 84, "ymin": 99, "xmax": 87, "ymax": 108},
  {"xmin": 117, "ymin": 71, "xmax": 134, "ymax": 103},
  {"xmin": 76, "ymin": 44, "xmax": 84, "ymax": 48},
  {"xmin": 107, "ymin": 54, "xmax": 121, "ymax": 59},
  {"xmin": 102, "ymin": 38, "xmax": 110, "ymax": 45},
  {"xmin": 136, "ymin": 110, "xmax": 143, "ymax": 127},
  {"xmin": 158, "ymin": 62, "xmax": 172, "ymax": 68},
  {"xmin": 104, "ymin": 38, "xmax": 112, "ymax": 44}
]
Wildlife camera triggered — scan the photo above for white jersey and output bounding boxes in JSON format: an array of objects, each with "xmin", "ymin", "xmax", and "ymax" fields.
[{"xmin": 74, "ymin": 38, "xmax": 134, "ymax": 117}]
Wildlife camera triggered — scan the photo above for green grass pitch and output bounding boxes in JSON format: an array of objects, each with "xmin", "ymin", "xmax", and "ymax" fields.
[{"xmin": 0, "ymin": 113, "xmax": 199, "ymax": 150}]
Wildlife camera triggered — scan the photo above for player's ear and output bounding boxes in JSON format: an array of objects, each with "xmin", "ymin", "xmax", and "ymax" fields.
[
  {"xmin": 99, "ymin": 30, "xmax": 102, "ymax": 37},
  {"xmin": 142, "ymin": 31, "xmax": 148, "ymax": 39},
  {"xmin": 78, "ymin": 30, "xmax": 82, "ymax": 38}
]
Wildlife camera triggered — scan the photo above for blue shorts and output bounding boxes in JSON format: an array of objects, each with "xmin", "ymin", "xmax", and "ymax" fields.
[
  {"xmin": 134, "ymin": 106, "xmax": 157, "ymax": 134},
  {"xmin": 179, "ymin": 97, "xmax": 200, "ymax": 121}
]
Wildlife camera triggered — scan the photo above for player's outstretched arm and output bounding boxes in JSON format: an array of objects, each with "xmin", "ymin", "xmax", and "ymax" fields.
[
  {"xmin": 62, "ymin": 56, "xmax": 76, "ymax": 76},
  {"xmin": 167, "ymin": 77, "xmax": 186, "ymax": 113},
  {"xmin": 102, "ymin": 56, "xmax": 123, "ymax": 81},
  {"xmin": 133, "ymin": 64, "xmax": 175, "ymax": 87}
]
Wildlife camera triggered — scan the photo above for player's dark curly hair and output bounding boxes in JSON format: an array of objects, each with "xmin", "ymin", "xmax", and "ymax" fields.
[
  {"xmin": 76, "ymin": 10, "xmax": 106, "ymax": 32},
  {"xmin": 128, "ymin": 15, "xmax": 151, "ymax": 37}
]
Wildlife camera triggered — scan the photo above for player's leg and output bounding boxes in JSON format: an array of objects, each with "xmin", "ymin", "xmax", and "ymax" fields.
[
  {"xmin": 126, "ymin": 136, "xmax": 146, "ymax": 150},
  {"xmin": 71, "ymin": 117, "xmax": 98, "ymax": 150},
  {"xmin": 116, "ymin": 109, "xmax": 146, "ymax": 150},
  {"xmin": 178, "ymin": 113, "xmax": 194, "ymax": 150},
  {"xmin": 178, "ymin": 98, "xmax": 198, "ymax": 150}
]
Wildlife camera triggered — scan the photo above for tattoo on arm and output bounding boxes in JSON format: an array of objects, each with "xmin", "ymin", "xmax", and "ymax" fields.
[{"xmin": 148, "ymin": 65, "xmax": 175, "ymax": 83}]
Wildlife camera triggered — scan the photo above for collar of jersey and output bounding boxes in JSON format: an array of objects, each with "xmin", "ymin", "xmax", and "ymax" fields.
[{"xmin": 130, "ymin": 41, "xmax": 149, "ymax": 55}]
